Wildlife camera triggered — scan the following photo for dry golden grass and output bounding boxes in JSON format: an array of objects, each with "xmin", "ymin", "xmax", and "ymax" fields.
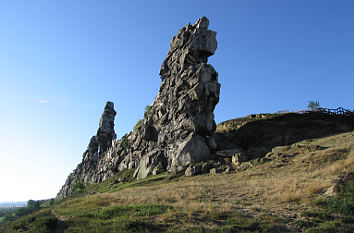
[{"xmin": 57, "ymin": 131, "xmax": 354, "ymax": 229}]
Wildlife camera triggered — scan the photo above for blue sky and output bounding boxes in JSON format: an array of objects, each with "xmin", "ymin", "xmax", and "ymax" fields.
[{"xmin": 0, "ymin": 0, "xmax": 353, "ymax": 202}]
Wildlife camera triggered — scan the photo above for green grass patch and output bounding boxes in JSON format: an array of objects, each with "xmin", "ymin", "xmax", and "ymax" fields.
[
  {"xmin": 98, "ymin": 204, "xmax": 171, "ymax": 219},
  {"xmin": 171, "ymin": 212, "xmax": 288, "ymax": 233},
  {"xmin": 301, "ymin": 179, "xmax": 354, "ymax": 233},
  {"xmin": 0, "ymin": 209, "xmax": 56, "ymax": 233},
  {"xmin": 68, "ymin": 169, "xmax": 171, "ymax": 198}
]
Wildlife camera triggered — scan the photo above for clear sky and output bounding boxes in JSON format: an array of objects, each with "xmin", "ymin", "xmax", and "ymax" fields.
[{"xmin": 0, "ymin": 0, "xmax": 353, "ymax": 202}]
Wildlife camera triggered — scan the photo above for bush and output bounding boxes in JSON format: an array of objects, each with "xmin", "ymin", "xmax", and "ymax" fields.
[
  {"xmin": 144, "ymin": 105, "xmax": 152, "ymax": 117},
  {"xmin": 0, "ymin": 209, "xmax": 57, "ymax": 233},
  {"xmin": 73, "ymin": 180, "xmax": 86, "ymax": 194},
  {"xmin": 121, "ymin": 136, "xmax": 129, "ymax": 150},
  {"xmin": 308, "ymin": 100, "xmax": 321, "ymax": 111},
  {"xmin": 134, "ymin": 119, "xmax": 142, "ymax": 133}
]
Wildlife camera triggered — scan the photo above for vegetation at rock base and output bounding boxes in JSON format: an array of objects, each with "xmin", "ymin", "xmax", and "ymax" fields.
[
  {"xmin": 133, "ymin": 105, "xmax": 152, "ymax": 134},
  {"xmin": 298, "ymin": 175, "xmax": 354, "ymax": 233},
  {"xmin": 122, "ymin": 136, "xmax": 129, "ymax": 150},
  {"xmin": 144, "ymin": 105, "xmax": 152, "ymax": 117},
  {"xmin": 73, "ymin": 180, "xmax": 86, "ymax": 194},
  {"xmin": 134, "ymin": 119, "xmax": 143, "ymax": 133}
]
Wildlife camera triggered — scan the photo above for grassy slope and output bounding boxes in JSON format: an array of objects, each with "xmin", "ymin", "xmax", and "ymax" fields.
[{"xmin": 1, "ymin": 131, "xmax": 353, "ymax": 232}]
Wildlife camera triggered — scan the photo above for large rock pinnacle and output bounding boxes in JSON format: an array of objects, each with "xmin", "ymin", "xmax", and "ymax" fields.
[{"xmin": 132, "ymin": 16, "xmax": 220, "ymax": 177}]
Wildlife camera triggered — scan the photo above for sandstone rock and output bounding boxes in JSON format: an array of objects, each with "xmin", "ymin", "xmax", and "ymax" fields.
[
  {"xmin": 129, "ymin": 16, "xmax": 220, "ymax": 177},
  {"xmin": 209, "ymin": 168, "xmax": 221, "ymax": 175},
  {"xmin": 57, "ymin": 17, "xmax": 221, "ymax": 199},
  {"xmin": 231, "ymin": 152, "xmax": 247, "ymax": 166},
  {"xmin": 171, "ymin": 134, "xmax": 211, "ymax": 170},
  {"xmin": 57, "ymin": 102, "xmax": 117, "ymax": 200},
  {"xmin": 223, "ymin": 165, "xmax": 235, "ymax": 174},
  {"xmin": 134, "ymin": 150, "xmax": 165, "ymax": 180},
  {"xmin": 200, "ymin": 161, "xmax": 214, "ymax": 173},
  {"xmin": 96, "ymin": 102, "xmax": 116, "ymax": 153},
  {"xmin": 236, "ymin": 162, "xmax": 253, "ymax": 171},
  {"xmin": 185, "ymin": 164, "xmax": 202, "ymax": 176},
  {"xmin": 217, "ymin": 148, "xmax": 242, "ymax": 158}
]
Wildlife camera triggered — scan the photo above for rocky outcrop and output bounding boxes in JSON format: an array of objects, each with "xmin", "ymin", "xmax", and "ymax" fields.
[
  {"xmin": 57, "ymin": 102, "xmax": 117, "ymax": 199},
  {"xmin": 57, "ymin": 17, "xmax": 220, "ymax": 199},
  {"xmin": 96, "ymin": 102, "xmax": 116, "ymax": 153},
  {"xmin": 215, "ymin": 112, "xmax": 354, "ymax": 161},
  {"xmin": 130, "ymin": 16, "xmax": 220, "ymax": 178}
]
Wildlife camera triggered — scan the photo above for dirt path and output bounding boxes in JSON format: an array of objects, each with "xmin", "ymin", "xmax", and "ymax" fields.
[{"xmin": 51, "ymin": 209, "xmax": 68, "ymax": 233}]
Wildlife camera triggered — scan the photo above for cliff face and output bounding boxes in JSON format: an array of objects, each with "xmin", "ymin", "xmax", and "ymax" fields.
[{"xmin": 57, "ymin": 17, "xmax": 220, "ymax": 199}]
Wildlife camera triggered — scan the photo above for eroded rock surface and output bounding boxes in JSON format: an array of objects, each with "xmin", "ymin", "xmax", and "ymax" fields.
[
  {"xmin": 57, "ymin": 17, "xmax": 220, "ymax": 199},
  {"xmin": 57, "ymin": 102, "xmax": 117, "ymax": 199},
  {"xmin": 131, "ymin": 16, "xmax": 220, "ymax": 178}
]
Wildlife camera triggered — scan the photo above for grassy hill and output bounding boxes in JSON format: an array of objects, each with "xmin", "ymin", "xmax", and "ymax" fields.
[{"xmin": 1, "ymin": 114, "xmax": 353, "ymax": 233}]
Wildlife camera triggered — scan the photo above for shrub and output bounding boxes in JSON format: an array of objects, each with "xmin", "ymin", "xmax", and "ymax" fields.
[
  {"xmin": 134, "ymin": 119, "xmax": 142, "ymax": 133},
  {"xmin": 144, "ymin": 105, "xmax": 152, "ymax": 117},
  {"xmin": 121, "ymin": 136, "xmax": 129, "ymax": 150},
  {"xmin": 308, "ymin": 100, "xmax": 321, "ymax": 111},
  {"xmin": 73, "ymin": 180, "xmax": 86, "ymax": 194}
]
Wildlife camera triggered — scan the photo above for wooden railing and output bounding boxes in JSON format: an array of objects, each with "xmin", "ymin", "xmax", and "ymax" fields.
[
  {"xmin": 275, "ymin": 107, "xmax": 353, "ymax": 116},
  {"xmin": 317, "ymin": 107, "xmax": 354, "ymax": 116},
  {"xmin": 275, "ymin": 109, "xmax": 310, "ymax": 114}
]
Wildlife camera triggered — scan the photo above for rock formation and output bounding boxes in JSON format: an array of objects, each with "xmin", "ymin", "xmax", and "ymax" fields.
[
  {"xmin": 57, "ymin": 17, "xmax": 220, "ymax": 200},
  {"xmin": 130, "ymin": 16, "xmax": 220, "ymax": 178},
  {"xmin": 57, "ymin": 102, "xmax": 117, "ymax": 199}
]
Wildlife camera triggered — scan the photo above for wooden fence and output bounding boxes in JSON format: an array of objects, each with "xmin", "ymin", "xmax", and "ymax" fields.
[
  {"xmin": 276, "ymin": 107, "xmax": 353, "ymax": 116},
  {"xmin": 275, "ymin": 109, "xmax": 310, "ymax": 114},
  {"xmin": 317, "ymin": 107, "xmax": 354, "ymax": 116}
]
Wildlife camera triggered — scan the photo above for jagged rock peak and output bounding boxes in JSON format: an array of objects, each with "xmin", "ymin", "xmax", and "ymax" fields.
[
  {"xmin": 56, "ymin": 101, "xmax": 117, "ymax": 200},
  {"xmin": 57, "ymin": 17, "xmax": 221, "ymax": 200},
  {"xmin": 160, "ymin": 16, "xmax": 217, "ymax": 79}
]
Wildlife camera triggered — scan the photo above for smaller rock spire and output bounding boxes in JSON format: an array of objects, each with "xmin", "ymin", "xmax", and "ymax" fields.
[{"xmin": 96, "ymin": 101, "xmax": 116, "ymax": 153}]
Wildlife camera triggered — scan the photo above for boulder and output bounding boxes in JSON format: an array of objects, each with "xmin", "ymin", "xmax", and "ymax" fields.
[
  {"xmin": 216, "ymin": 148, "xmax": 242, "ymax": 158},
  {"xmin": 171, "ymin": 134, "xmax": 211, "ymax": 171},
  {"xmin": 231, "ymin": 153, "xmax": 247, "ymax": 166},
  {"xmin": 185, "ymin": 164, "xmax": 202, "ymax": 176},
  {"xmin": 133, "ymin": 150, "xmax": 165, "ymax": 180},
  {"xmin": 209, "ymin": 168, "xmax": 221, "ymax": 175}
]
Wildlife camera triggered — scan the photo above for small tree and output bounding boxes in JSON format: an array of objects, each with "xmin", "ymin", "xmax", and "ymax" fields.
[{"xmin": 308, "ymin": 100, "xmax": 321, "ymax": 111}]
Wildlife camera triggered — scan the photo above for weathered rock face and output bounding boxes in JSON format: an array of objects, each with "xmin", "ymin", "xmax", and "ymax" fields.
[
  {"xmin": 57, "ymin": 17, "xmax": 220, "ymax": 199},
  {"xmin": 97, "ymin": 102, "xmax": 116, "ymax": 153},
  {"xmin": 57, "ymin": 102, "xmax": 117, "ymax": 199},
  {"xmin": 131, "ymin": 16, "xmax": 220, "ymax": 178}
]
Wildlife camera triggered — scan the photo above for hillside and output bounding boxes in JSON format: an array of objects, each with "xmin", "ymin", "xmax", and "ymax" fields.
[
  {"xmin": 1, "ymin": 113, "xmax": 353, "ymax": 232},
  {"xmin": 1, "ymin": 17, "xmax": 353, "ymax": 233}
]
